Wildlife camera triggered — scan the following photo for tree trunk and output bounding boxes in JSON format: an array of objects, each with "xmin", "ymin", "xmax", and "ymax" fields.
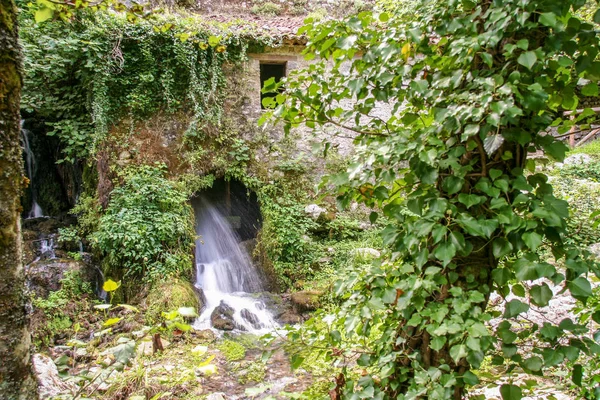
[{"xmin": 0, "ymin": 0, "xmax": 38, "ymax": 398}]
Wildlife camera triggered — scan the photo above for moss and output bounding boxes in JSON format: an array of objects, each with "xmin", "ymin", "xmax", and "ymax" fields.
[
  {"xmin": 290, "ymin": 290, "xmax": 323, "ymax": 312},
  {"xmin": 217, "ymin": 340, "xmax": 246, "ymax": 362},
  {"xmin": 145, "ymin": 279, "xmax": 200, "ymax": 324}
]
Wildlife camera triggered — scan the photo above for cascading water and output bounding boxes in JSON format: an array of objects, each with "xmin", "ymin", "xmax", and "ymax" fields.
[
  {"xmin": 21, "ymin": 121, "xmax": 44, "ymax": 218},
  {"xmin": 192, "ymin": 199, "xmax": 277, "ymax": 332}
]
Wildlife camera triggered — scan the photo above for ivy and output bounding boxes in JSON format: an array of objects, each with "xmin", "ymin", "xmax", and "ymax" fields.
[
  {"xmin": 19, "ymin": 10, "xmax": 249, "ymax": 162},
  {"xmin": 267, "ymin": 0, "xmax": 600, "ymax": 398}
]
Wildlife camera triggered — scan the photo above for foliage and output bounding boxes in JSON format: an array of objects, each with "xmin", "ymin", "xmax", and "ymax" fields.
[
  {"xmin": 567, "ymin": 139, "xmax": 600, "ymax": 158},
  {"xmin": 19, "ymin": 10, "xmax": 248, "ymax": 162},
  {"xmin": 32, "ymin": 270, "xmax": 95, "ymax": 346},
  {"xmin": 93, "ymin": 164, "xmax": 194, "ymax": 281},
  {"xmin": 217, "ymin": 339, "xmax": 246, "ymax": 362},
  {"xmin": 145, "ymin": 279, "xmax": 200, "ymax": 324},
  {"xmin": 251, "ymin": 2, "xmax": 283, "ymax": 16},
  {"xmin": 560, "ymin": 160, "xmax": 600, "ymax": 181},
  {"xmin": 266, "ymin": 1, "xmax": 600, "ymax": 398}
]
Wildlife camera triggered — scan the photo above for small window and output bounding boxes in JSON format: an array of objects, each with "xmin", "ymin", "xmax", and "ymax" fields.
[{"xmin": 260, "ymin": 62, "xmax": 286, "ymax": 109}]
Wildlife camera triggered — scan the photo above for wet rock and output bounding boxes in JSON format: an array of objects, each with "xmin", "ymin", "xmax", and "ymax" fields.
[
  {"xmin": 241, "ymin": 308, "xmax": 261, "ymax": 329},
  {"xmin": 211, "ymin": 301, "xmax": 236, "ymax": 331},
  {"xmin": 239, "ymin": 238, "xmax": 257, "ymax": 256},
  {"xmin": 26, "ymin": 258, "xmax": 100, "ymax": 299},
  {"xmin": 291, "ymin": 290, "xmax": 323, "ymax": 312},
  {"xmin": 33, "ymin": 353, "xmax": 77, "ymax": 399}
]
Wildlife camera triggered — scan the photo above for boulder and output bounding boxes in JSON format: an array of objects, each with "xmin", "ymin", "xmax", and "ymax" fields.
[
  {"xmin": 240, "ymin": 308, "xmax": 261, "ymax": 330},
  {"xmin": 211, "ymin": 301, "xmax": 236, "ymax": 331},
  {"xmin": 145, "ymin": 279, "xmax": 202, "ymax": 324},
  {"xmin": 194, "ymin": 329, "xmax": 217, "ymax": 342},
  {"xmin": 26, "ymin": 258, "xmax": 100, "ymax": 299},
  {"xmin": 33, "ymin": 353, "xmax": 77, "ymax": 399},
  {"xmin": 562, "ymin": 153, "xmax": 592, "ymax": 166},
  {"xmin": 277, "ymin": 310, "xmax": 302, "ymax": 324},
  {"xmin": 304, "ymin": 204, "xmax": 327, "ymax": 220},
  {"xmin": 291, "ymin": 290, "xmax": 323, "ymax": 312}
]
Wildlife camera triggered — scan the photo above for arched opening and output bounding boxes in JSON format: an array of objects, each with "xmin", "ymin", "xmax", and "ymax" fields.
[{"xmin": 190, "ymin": 178, "xmax": 275, "ymax": 332}]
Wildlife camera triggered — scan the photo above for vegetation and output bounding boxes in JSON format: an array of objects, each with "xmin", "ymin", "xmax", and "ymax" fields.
[
  {"xmin": 93, "ymin": 164, "xmax": 194, "ymax": 282},
  {"xmin": 266, "ymin": 0, "xmax": 600, "ymax": 398}
]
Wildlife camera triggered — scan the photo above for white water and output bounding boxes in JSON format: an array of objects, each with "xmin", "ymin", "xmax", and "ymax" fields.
[
  {"xmin": 21, "ymin": 122, "xmax": 44, "ymax": 218},
  {"xmin": 192, "ymin": 200, "xmax": 278, "ymax": 332}
]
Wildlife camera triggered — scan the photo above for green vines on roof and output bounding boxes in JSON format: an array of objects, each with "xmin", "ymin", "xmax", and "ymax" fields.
[{"xmin": 19, "ymin": 9, "xmax": 275, "ymax": 162}]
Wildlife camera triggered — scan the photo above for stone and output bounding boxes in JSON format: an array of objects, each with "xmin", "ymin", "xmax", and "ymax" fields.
[
  {"xmin": 354, "ymin": 247, "xmax": 381, "ymax": 260},
  {"xmin": 563, "ymin": 153, "xmax": 592, "ymax": 166},
  {"xmin": 304, "ymin": 204, "xmax": 327, "ymax": 220},
  {"xmin": 33, "ymin": 353, "xmax": 78, "ymax": 399},
  {"xmin": 191, "ymin": 345, "xmax": 208, "ymax": 355},
  {"xmin": 241, "ymin": 308, "xmax": 261, "ymax": 329},
  {"xmin": 589, "ymin": 243, "xmax": 600, "ymax": 259},
  {"xmin": 277, "ymin": 310, "xmax": 302, "ymax": 324},
  {"xmin": 210, "ymin": 301, "xmax": 236, "ymax": 331},
  {"xmin": 195, "ymin": 329, "xmax": 217, "ymax": 342},
  {"xmin": 26, "ymin": 258, "xmax": 101, "ymax": 299},
  {"xmin": 206, "ymin": 392, "xmax": 227, "ymax": 400},
  {"xmin": 290, "ymin": 290, "xmax": 323, "ymax": 312},
  {"xmin": 137, "ymin": 340, "xmax": 154, "ymax": 357}
]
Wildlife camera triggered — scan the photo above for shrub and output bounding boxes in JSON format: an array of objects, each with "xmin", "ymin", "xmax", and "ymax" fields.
[
  {"xmin": 251, "ymin": 2, "xmax": 282, "ymax": 16},
  {"xmin": 93, "ymin": 164, "xmax": 194, "ymax": 282},
  {"xmin": 217, "ymin": 340, "xmax": 246, "ymax": 362}
]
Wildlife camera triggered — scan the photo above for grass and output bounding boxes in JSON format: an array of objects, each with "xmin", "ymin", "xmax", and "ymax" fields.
[{"xmin": 566, "ymin": 138, "xmax": 600, "ymax": 158}]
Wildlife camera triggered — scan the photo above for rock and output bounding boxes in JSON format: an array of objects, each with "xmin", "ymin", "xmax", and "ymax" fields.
[
  {"xmin": 206, "ymin": 392, "xmax": 227, "ymax": 400},
  {"xmin": 211, "ymin": 301, "xmax": 236, "ymax": 331},
  {"xmin": 239, "ymin": 238, "xmax": 257, "ymax": 256},
  {"xmin": 278, "ymin": 310, "xmax": 302, "ymax": 324},
  {"xmin": 354, "ymin": 247, "xmax": 381, "ymax": 261},
  {"xmin": 136, "ymin": 340, "xmax": 154, "ymax": 357},
  {"xmin": 291, "ymin": 290, "xmax": 323, "ymax": 312},
  {"xmin": 33, "ymin": 353, "xmax": 77, "ymax": 399},
  {"xmin": 304, "ymin": 204, "xmax": 327, "ymax": 220},
  {"xmin": 26, "ymin": 258, "xmax": 101, "ymax": 299},
  {"xmin": 191, "ymin": 345, "xmax": 208, "ymax": 355},
  {"xmin": 195, "ymin": 329, "xmax": 217, "ymax": 342},
  {"xmin": 589, "ymin": 242, "xmax": 600, "ymax": 259},
  {"xmin": 241, "ymin": 308, "xmax": 261, "ymax": 329},
  {"xmin": 563, "ymin": 153, "xmax": 592, "ymax": 166}
]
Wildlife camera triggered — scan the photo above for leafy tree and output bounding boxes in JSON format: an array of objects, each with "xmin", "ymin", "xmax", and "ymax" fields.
[{"xmin": 267, "ymin": 0, "xmax": 600, "ymax": 398}]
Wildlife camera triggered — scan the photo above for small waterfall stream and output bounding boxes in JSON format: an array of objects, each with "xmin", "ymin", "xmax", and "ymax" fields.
[
  {"xmin": 193, "ymin": 199, "xmax": 277, "ymax": 332},
  {"xmin": 21, "ymin": 122, "xmax": 44, "ymax": 218}
]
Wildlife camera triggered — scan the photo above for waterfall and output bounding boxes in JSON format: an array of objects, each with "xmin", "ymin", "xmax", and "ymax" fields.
[
  {"xmin": 193, "ymin": 199, "xmax": 277, "ymax": 332},
  {"xmin": 21, "ymin": 121, "xmax": 44, "ymax": 218}
]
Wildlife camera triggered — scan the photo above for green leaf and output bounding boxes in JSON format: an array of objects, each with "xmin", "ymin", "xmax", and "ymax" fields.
[
  {"xmin": 34, "ymin": 7, "xmax": 53, "ymax": 23},
  {"xmin": 500, "ymin": 384, "xmax": 522, "ymax": 400},
  {"xmin": 434, "ymin": 241, "xmax": 456, "ymax": 266},
  {"xmin": 517, "ymin": 51, "xmax": 537, "ymax": 70},
  {"xmin": 504, "ymin": 299, "xmax": 529, "ymax": 318},
  {"xmin": 290, "ymin": 354, "xmax": 304, "ymax": 370},
  {"xmin": 582, "ymin": 83, "xmax": 599, "ymax": 97},
  {"xmin": 442, "ymin": 176, "xmax": 464, "ymax": 195},
  {"xmin": 522, "ymin": 232, "xmax": 542, "ymax": 251},
  {"xmin": 103, "ymin": 317, "xmax": 121, "ymax": 327},
  {"xmin": 572, "ymin": 364, "xmax": 583, "ymax": 387},
  {"xmin": 530, "ymin": 283, "xmax": 552, "ymax": 307},
  {"xmin": 449, "ymin": 344, "xmax": 468, "ymax": 363},
  {"xmin": 539, "ymin": 13, "xmax": 557, "ymax": 28},
  {"xmin": 493, "ymin": 238, "xmax": 512, "ymax": 259},
  {"xmin": 483, "ymin": 134, "xmax": 505, "ymax": 155},
  {"xmin": 568, "ymin": 277, "xmax": 592, "ymax": 302},
  {"xmin": 522, "ymin": 356, "xmax": 543, "ymax": 372}
]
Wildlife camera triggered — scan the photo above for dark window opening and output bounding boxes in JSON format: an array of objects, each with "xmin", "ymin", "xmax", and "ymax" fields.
[{"xmin": 260, "ymin": 62, "xmax": 286, "ymax": 109}]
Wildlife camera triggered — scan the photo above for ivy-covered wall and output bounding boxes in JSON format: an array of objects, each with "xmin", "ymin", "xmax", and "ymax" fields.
[{"xmin": 19, "ymin": 9, "xmax": 356, "ymax": 288}]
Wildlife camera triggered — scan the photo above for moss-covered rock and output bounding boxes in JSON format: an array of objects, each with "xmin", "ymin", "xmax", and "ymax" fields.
[
  {"xmin": 144, "ymin": 279, "xmax": 201, "ymax": 324},
  {"xmin": 290, "ymin": 290, "xmax": 323, "ymax": 312}
]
